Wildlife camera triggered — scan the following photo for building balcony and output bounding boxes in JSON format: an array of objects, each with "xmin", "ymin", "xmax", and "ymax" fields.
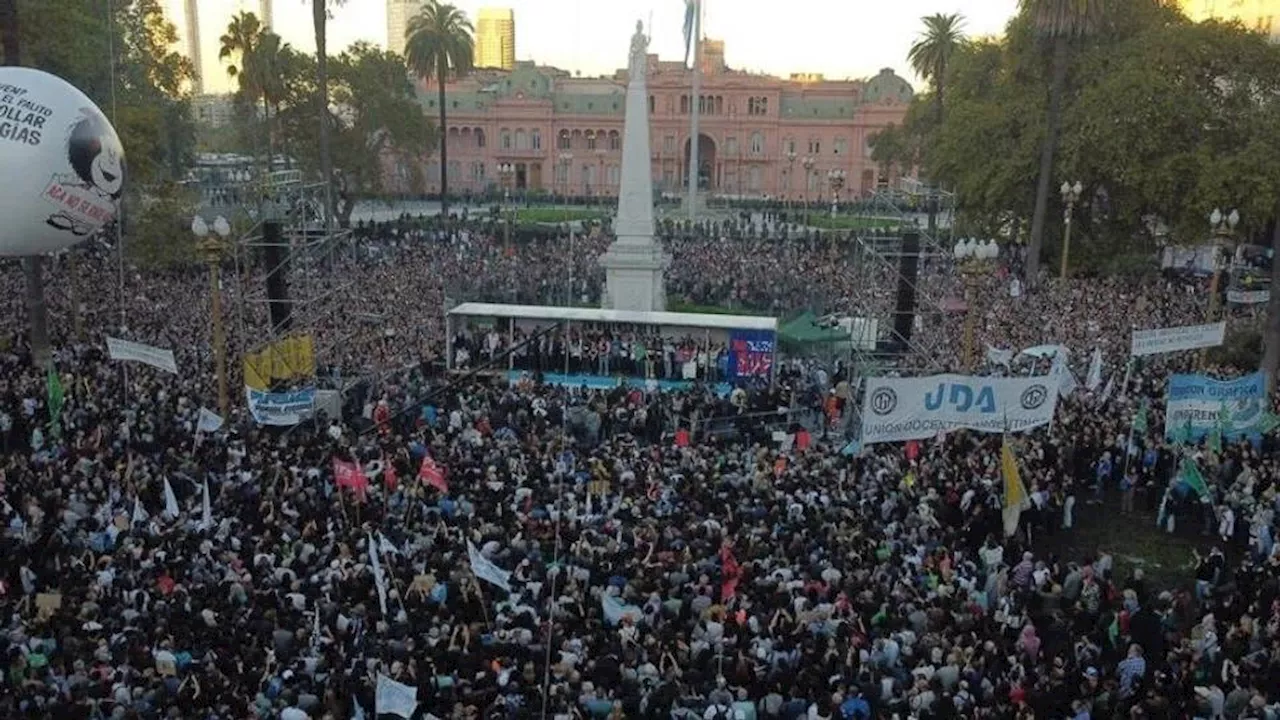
[{"xmin": 494, "ymin": 147, "xmax": 549, "ymax": 159}]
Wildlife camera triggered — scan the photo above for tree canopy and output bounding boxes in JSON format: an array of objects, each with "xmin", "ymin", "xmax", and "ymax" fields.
[{"xmin": 874, "ymin": 0, "xmax": 1280, "ymax": 271}]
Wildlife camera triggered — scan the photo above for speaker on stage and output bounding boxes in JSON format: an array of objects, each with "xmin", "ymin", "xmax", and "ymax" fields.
[
  {"xmin": 892, "ymin": 231, "xmax": 920, "ymax": 346},
  {"xmin": 262, "ymin": 220, "xmax": 293, "ymax": 332}
]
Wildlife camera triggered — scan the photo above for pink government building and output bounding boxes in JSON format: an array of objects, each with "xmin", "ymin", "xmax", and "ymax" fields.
[{"xmin": 400, "ymin": 40, "xmax": 915, "ymax": 201}]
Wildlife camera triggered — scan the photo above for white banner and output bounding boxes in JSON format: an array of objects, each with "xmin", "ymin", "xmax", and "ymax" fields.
[
  {"xmin": 106, "ymin": 337, "xmax": 177, "ymax": 374},
  {"xmin": 1227, "ymin": 289, "xmax": 1269, "ymax": 305},
  {"xmin": 196, "ymin": 408, "xmax": 223, "ymax": 433},
  {"xmin": 861, "ymin": 374, "xmax": 1059, "ymax": 444},
  {"xmin": 245, "ymin": 387, "xmax": 316, "ymax": 426},
  {"xmin": 1130, "ymin": 322, "xmax": 1226, "ymax": 357},
  {"xmin": 375, "ymin": 674, "xmax": 419, "ymax": 719}
]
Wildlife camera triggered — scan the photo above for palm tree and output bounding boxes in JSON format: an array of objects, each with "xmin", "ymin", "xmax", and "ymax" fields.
[
  {"xmin": 405, "ymin": 1, "xmax": 475, "ymax": 219},
  {"xmin": 220, "ymin": 12, "xmax": 269, "ymax": 160},
  {"xmin": 308, "ymin": 0, "xmax": 345, "ymax": 228},
  {"xmin": 907, "ymin": 13, "xmax": 966, "ymax": 124},
  {"xmin": 1022, "ymin": 0, "xmax": 1106, "ymax": 287}
]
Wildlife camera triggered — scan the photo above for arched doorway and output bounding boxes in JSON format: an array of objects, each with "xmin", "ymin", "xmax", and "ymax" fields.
[{"xmin": 682, "ymin": 134, "xmax": 717, "ymax": 191}]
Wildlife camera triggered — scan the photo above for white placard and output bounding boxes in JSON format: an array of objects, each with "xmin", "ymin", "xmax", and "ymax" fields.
[
  {"xmin": 861, "ymin": 374, "xmax": 1059, "ymax": 444},
  {"xmin": 1130, "ymin": 322, "xmax": 1226, "ymax": 357},
  {"xmin": 1227, "ymin": 289, "xmax": 1269, "ymax": 305},
  {"xmin": 106, "ymin": 337, "xmax": 177, "ymax": 374}
]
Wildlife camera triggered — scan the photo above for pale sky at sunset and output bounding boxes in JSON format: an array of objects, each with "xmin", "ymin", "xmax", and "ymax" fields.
[{"xmin": 168, "ymin": 0, "xmax": 1020, "ymax": 94}]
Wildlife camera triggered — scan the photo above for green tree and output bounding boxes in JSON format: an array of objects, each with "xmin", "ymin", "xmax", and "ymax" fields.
[
  {"xmin": 907, "ymin": 13, "xmax": 966, "ymax": 123},
  {"xmin": 1021, "ymin": 0, "xmax": 1106, "ymax": 286},
  {"xmin": 405, "ymin": 0, "xmax": 474, "ymax": 218},
  {"xmin": 280, "ymin": 43, "xmax": 434, "ymax": 227},
  {"xmin": 127, "ymin": 182, "xmax": 202, "ymax": 267},
  {"xmin": 219, "ymin": 12, "xmax": 290, "ymax": 166}
]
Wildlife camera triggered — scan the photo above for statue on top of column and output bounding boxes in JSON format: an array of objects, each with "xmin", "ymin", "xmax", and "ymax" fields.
[{"xmin": 629, "ymin": 20, "xmax": 649, "ymax": 77}]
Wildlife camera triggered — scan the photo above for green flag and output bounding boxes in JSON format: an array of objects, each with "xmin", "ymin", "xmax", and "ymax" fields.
[
  {"xmin": 1258, "ymin": 411, "xmax": 1280, "ymax": 434},
  {"xmin": 1179, "ymin": 457, "xmax": 1211, "ymax": 500},
  {"xmin": 1133, "ymin": 399, "xmax": 1149, "ymax": 434},
  {"xmin": 1170, "ymin": 416, "xmax": 1191, "ymax": 445},
  {"xmin": 46, "ymin": 366, "xmax": 64, "ymax": 439},
  {"xmin": 1207, "ymin": 426, "xmax": 1222, "ymax": 453}
]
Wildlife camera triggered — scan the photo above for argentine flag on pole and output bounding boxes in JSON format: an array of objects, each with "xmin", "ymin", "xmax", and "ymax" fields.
[{"xmin": 682, "ymin": 0, "xmax": 696, "ymax": 66}]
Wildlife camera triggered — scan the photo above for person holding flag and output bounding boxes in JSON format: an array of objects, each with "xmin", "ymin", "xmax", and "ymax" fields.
[{"xmin": 1002, "ymin": 436, "xmax": 1030, "ymax": 542}]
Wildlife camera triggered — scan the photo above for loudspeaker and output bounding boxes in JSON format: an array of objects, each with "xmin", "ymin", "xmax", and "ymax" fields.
[
  {"xmin": 892, "ymin": 231, "xmax": 921, "ymax": 345},
  {"xmin": 262, "ymin": 221, "xmax": 293, "ymax": 332}
]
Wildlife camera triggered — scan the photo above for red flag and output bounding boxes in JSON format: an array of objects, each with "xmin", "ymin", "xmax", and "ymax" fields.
[
  {"xmin": 720, "ymin": 542, "xmax": 742, "ymax": 600},
  {"xmin": 674, "ymin": 428, "xmax": 690, "ymax": 447},
  {"xmin": 905, "ymin": 440, "xmax": 920, "ymax": 461},
  {"xmin": 795, "ymin": 429, "xmax": 811, "ymax": 451},
  {"xmin": 419, "ymin": 455, "xmax": 448, "ymax": 493},
  {"xmin": 332, "ymin": 458, "xmax": 369, "ymax": 502},
  {"xmin": 382, "ymin": 453, "xmax": 398, "ymax": 493}
]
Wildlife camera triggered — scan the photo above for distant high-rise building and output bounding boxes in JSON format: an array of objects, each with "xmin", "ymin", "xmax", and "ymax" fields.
[
  {"xmin": 475, "ymin": 8, "xmax": 516, "ymax": 70},
  {"xmin": 259, "ymin": 0, "xmax": 273, "ymax": 29},
  {"xmin": 184, "ymin": 0, "xmax": 204, "ymax": 94},
  {"xmin": 1179, "ymin": 0, "xmax": 1279, "ymax": 40},
  {"xmin": 386, "ymin": 0, "xmax": 424, "ymax": 57}
]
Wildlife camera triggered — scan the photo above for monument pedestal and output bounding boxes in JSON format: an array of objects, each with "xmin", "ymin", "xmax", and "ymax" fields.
[{"xmin": 600, "ymin": 241, "xmax": 668, "ymax": 312}]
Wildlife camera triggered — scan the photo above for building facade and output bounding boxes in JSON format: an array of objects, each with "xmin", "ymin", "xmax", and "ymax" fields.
[
  {"xmin": 403, "ymin": 41, "xmax": 914, "ymax": 200},
  {"xmin": 386, "ymin": 0, "xmax": 425, "ymax": 58},
  {"xmin": 475, "ymin": 8, "xmax": 516, "ymax": 70},
  {"xmin": 1179, "ymin": 0, "xmax": 1279, "ymax": 39}
]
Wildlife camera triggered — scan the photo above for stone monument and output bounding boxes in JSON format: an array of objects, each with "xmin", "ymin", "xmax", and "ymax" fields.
[{"xmin": 599, "ymin": 20, "xmax": 669, "ymax": 312}]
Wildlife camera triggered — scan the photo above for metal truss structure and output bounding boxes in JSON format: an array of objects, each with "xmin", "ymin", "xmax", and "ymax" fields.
[
  {"xmin": 845, "ymin": 183, "xmax": 956, "ymax": 374},
  {"xmin": 198, "ymin": 169, "xmax": 357, "ymax": 391}
]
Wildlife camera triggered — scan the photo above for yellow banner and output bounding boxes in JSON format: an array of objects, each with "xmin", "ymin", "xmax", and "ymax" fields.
[{"xmin": 243, "ymin": 335, "xmax": 315, "ymax": 390}]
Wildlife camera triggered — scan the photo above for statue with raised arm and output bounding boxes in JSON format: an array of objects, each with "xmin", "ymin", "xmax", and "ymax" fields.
[{"xmin": 629, "ymin": 20, "xmax": 649, "ymax": 76}]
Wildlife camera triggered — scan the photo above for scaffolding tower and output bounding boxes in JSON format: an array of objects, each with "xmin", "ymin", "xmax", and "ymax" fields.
[
  {"xmin": 846, "ymin": 183, "xmax": 956, "ymax": 374},
  {"xmin": 216, "ymin": 170, "xmax": 357, "ymax": 392}
]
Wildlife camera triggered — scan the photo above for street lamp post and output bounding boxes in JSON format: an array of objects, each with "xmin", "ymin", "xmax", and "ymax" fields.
[
  {"xmin": 1207, "ymin": 207, "xmax": 1240, "ymax": 320},
  {"xmin": 1059, "ymin": 180, "xmax": 1083, "ymax": 279},
  {"xmin": 954, "ymin": 238, "xmax": 1001, "ymax": 372},
  {"xmin": 193, "ymin": 215, "xmax": 232, "ymax": 418},
  {"xmin": 785, "ymin": 150, "xmax": 797, "ymax": 211},
  {"xmin": 827, "ymin": 169, "xmax": 846, "ymax": 218},
  {"xmin": 802, "ymin": 156, "xmax": 815, "ymax": 226},
  {"xmin": 498, "ymin": 162, "xmax": 515, "ymax": 250}
]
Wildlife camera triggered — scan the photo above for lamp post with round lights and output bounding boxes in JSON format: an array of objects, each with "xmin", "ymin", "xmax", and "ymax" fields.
[
  {"xmin": 954, "ymin": 238, "xmax": 1001, "ymax": 371},
  {"xmin": 1207, "ymin": 207, "xmax": 1240, "ymax": 321},
  {"xmin": 1059, "ymin": 180, "xmax": 1083, "ymax": 279},
  {"xmin": 193, "ymin": 215, "xmax": 233, "ymax": 417}
]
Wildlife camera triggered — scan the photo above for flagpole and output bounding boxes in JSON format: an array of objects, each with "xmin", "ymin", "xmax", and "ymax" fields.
[{"xmin": 686, "ymin": 0, "xmax": 702, "ymax": 220}]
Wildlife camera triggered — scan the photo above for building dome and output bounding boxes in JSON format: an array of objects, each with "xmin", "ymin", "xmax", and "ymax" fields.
[{"xmin": 864, "ymin": 68, "xmax": 914, "ymax": 105}]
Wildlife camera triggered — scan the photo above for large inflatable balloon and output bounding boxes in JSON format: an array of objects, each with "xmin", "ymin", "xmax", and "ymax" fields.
[{"xmin": 0, "ymin": 67, "xmax": 126, "ymax": 256}]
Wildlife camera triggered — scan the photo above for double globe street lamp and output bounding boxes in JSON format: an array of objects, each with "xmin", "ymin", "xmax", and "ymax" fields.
[
  {"xmin": 954, "ymin": 238, "xmax": 1001, "ymax": 371},
  {"xmin": 193, "ymin": 215, "xmax": 232, "ymax": 418}
]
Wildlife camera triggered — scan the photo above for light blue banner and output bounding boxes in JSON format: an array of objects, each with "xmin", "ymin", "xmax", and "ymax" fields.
[
  {"xmin": 246, "ymin": 387, "xmax": 316, "ymax": 426},
  {"xmin": 1164, "ymin": 372, "xmax": 1264, "ymax": 441}
]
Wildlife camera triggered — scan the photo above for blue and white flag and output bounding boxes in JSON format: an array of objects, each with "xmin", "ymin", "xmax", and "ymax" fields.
[
  {"xmin": 368, "ymin": 532, "xmax": 388, "ymax": 615},
  {"xmin": 196, "ymin": 407, "xmax": 224, "ymax": 433},
  {"xmin": 199, "ymin": 478, "xmax": 213, "ymax": 531},
  {"xmin": 467, "ymin": 540, "xmax": 512, "ymax": 592},
  {"xmin": 682, "ymin": 0, "xmax": 696, "ymax": 66},
  {"xmin": 162, "ymin": 477, "xmax": 180, "ymax": 519},
  {"xmin": 375, "ymin": 674, "xmax": 418, "ymax": 718},
  {"xmin": 602, "ymin": 592, "xmax": 644, "ymax": 626},
  {"xmin": 1085, "ymin": 348, "xmax": 1103, "ymax": 391}
]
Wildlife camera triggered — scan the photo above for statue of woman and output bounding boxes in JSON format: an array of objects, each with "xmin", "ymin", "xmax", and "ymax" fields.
[{"xmin": 629, "ymin": 20, "xmax": 648, "ymax": 75}]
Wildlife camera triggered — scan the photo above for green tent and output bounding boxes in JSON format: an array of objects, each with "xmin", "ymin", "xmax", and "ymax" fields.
[{"xmin": 778, "ymin": 311, "xmax": 852, "ymax": 350}]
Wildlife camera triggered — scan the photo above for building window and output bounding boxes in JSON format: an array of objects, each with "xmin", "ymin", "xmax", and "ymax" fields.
[
  {"xmin": 834, "ymin": 137, "xmax": 847, "ymax": 156},
  {"xmin": 583, "ymin": 164, "xmax": 596, "ymax": 188},
  {"xmin": 750, "ymin": 132, "xmax": 763, "ymax": 155},
  {"xmin": 664, "ymin": 135, "xmax": 675, "ymax": 154},
  {"xmin": 501, "ymin": 129, "xmax": 512, "ymax": 149},
  {"xmin": 680, "ymin": 95, "xmax": 689, "ymax": 114},
  {"xmin": 515, "ymin": 129, "xmax": 527, "ymax": 150},
  {"xmin": 715, "ymin": 96, "xmax": 723, "ymax": 114},
  {"xmin": 608, "ymin": 130, "xmax": 621, "ymax": 151},
  {"xmin": 531, "ymin": 130, "xmax": 542, "ymax": 150},
  {"xmin": 748, "ymin": 167, "xmax": 761, "ymax": 192},
  {"xmin": 558, "ymin": 130, "xmax": 570, "ymax": 150},
  {"xmin": 808, "ymin": 138, "xmax": 821, "ymax": 155},
  {"xmin": 607, "ymin": 164, "xmax": 620, "ymax": 186},
  {"xmin": 747, "ymin": 96, "xmax": 768, "ymax": 116},
  {"xmin": 786, "ymin": 137, "xmax": 796, "ymax": 155},
  {"xmin": 782, "ymin": 169, "xmax": 790, "ymax": 191},
  {"xmin": 586, "ymin": 131, "xmax": 597, "ymax": 151},
  {"xmin": 555, "ymin": 162, "xmax": 568, "ymax": 184},
  {"xmin": 649, "ymin": 95, "xmax": 655, "ymax": 114},
  {"xmin": 726, "ymin": 136, "xmax": 738, "ymax": 156},
  {"xmin": 476, "ymin": 129, "xmax": 486, "ymax": 148}
]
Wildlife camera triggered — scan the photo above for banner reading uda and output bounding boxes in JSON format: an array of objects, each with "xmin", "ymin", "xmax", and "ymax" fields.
[
  {"xmin": 861, "ymin": 374, "xmax": 1059, "ymax": 444},
  {"xmin": 1164, "ymin": 372, "xmax": 1264, "ymax": 442},
  {"xmin": 245, "ymin": 387, "xmax": 316, "ymax": 426},
  {"xmin": 1130, "ymin": 322, "xmax": 1226, "ymax": 356}
]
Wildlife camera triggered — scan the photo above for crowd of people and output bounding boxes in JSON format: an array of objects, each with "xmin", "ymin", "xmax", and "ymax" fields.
[{"xmin": 0, "ymin": 212, "xmax": 1279, "ymax": 720}]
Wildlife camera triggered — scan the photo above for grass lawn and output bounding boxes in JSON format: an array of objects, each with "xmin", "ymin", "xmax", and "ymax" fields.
[
  {"xmin": 515, "ymin": 207, "xmax": 608, "ymax": 224},
  {"xmin": 1041, "ymin": 488, "xmax": 1214, "ymax": 592},
  {"xmin": 803, "ymin": 214, "xmax": 903, "ymax": 231}
]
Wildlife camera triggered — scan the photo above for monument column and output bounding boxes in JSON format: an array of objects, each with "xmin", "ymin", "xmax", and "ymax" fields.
[{"xmin": 599, "ymin": 20, "xmax": 669, "ymax": 312}]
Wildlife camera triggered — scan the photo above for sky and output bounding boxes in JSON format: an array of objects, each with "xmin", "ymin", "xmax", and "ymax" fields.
[{"xmin": 169, "ymin": 0, "xmax": 1021, "ymax": 94}]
